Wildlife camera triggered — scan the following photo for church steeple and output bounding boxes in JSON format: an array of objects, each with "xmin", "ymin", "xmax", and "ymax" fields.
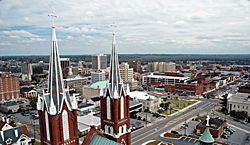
[
  {"xmin": 108, "ymin": 33, "xmax": 122, "ymax": 98},
  {"xmin": 37, "ymin": 14, "xmax": 79, "ymax": 145},
  {"xmin": 41, "ymin": 13, "xmax": 73, "ymax": 115},
  {"xmin": 100, "ymin": 33, "xmax": 131, "ymax": 145}
]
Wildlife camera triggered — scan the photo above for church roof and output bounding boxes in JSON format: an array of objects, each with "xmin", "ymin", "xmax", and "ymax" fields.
[
  {"xmin": 199, "ymin": 127, "xmax": 215, "ymax": 144},
  {"xmin": 89, "ymin": 135, "xmax": 121, "ymax": 145},
  {"xmin": 82, "ymin": 127, "xmax": 121, "ymax": 145},
  {"xmin": 90, "ymin": 80, "xmax": 108, "ymax": 89},
  {"xmin": 0, "ymin": 125, "xmax": 30, "ymax": 144}
]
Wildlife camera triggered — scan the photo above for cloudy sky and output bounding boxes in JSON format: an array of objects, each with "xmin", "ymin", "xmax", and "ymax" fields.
[{"xmin": 0, "ymin": 0, "xmax": 250, "ymax": 55}]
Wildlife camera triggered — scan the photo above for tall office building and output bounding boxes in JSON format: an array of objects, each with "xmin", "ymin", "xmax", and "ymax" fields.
[
  {"xmin": 149, "ymin": 62, "xmax": 176, "ymax": 72},
  {"xmin": 120, "ymin": 62, "xmax": 134, "ymax": 83},
  {"xmin": 0, "ymin": 73, "xmax": 20, "ymax": 102},
  {"xmin": 37, "ymin": 19, "xmax": 79, "ymax": 145},
  {"xmin": 92, "ymin": 54, "xmax": 107, "ymax": 70}
]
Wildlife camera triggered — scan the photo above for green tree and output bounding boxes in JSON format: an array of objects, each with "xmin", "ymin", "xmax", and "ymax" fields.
[{"xmin": 28, "ymin": 97, "xmax": 38, "ymax": 110}]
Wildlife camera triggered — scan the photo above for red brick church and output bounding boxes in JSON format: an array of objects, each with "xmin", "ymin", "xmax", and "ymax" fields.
[{"xmin": 37, "ymin": 17, "xmax": 131, "ymax": 145}]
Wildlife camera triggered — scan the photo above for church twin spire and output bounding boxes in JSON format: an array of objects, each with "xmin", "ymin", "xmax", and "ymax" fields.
[
  {"xmin": 108, "ymin": 33, "xmax": 123, "ymax": 99},
  {"xmin": 37, "ymin": 14, "xmax": 77, "ymax": 115}
]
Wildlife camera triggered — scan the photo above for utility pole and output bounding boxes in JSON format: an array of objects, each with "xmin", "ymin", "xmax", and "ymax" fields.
[{"xmin": 184, "ymin": 119, "xmax": 187, "ymax": 136}]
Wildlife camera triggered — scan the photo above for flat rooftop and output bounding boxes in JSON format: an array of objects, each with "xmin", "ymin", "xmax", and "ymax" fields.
[{"xmin": 229, "ymin": 93, "xmax": 250, "ymax": 105}]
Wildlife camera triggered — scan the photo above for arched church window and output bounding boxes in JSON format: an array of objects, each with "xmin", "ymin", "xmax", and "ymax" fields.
[
  {"xmin": 62, "ymin": 110, "xmax": 70, "ymax": 141},
  {"xmin": 107, "ymin": 97, "xmax": 111, "ymax": 119},
  {"xmin": 120, "ymin": 96, "xmax": 124, "ymax": 119}
]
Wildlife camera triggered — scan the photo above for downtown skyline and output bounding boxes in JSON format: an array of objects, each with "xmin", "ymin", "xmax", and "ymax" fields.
[{"xmin": 0, "ymin": 0, "xmax": 250, "ymax": 55}]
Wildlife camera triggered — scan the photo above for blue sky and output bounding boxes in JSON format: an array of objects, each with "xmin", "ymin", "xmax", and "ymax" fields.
[{"xmin": 0, "ymin": 0, "xmax": 250, "ymax": 55}]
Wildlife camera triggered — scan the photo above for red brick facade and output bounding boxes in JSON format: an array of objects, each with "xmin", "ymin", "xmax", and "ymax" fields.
[
  {"xmin": 0, "ymin": 73, "xmax": 20, "ymax": 101},
  {"xmin": 38, "ymin": 102, "xmax": 79, "ymax": 145},
  {"xmin": 99, "ymin": 88, "xmax": 131, "ymax": 145}
]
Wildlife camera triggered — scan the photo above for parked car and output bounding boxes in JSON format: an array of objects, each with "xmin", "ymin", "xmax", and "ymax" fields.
[
  {"xmin": 171, "ymin": 131, "xmax": 179, "ymax": 135},
  {"xmin": 221, "ymin": 134, "xmax": 229, "ymax": 139}
]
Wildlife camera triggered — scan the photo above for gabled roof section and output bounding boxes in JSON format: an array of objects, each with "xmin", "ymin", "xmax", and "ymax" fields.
[{"xmin": 0, "ymin": 125, "xmax": 30, "ymax": 144}]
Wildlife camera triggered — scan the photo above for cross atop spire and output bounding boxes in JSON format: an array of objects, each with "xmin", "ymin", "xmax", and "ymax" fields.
[{"xmin": 48, "ymin": 12, "xmax": 57, "ymax": 28}]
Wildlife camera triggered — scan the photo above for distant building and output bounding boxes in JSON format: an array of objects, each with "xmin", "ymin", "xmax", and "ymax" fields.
[
  {"xmin": 0, "ymin": 99, "xmax": 30, "ymax": 113},
  {"xmin": 129, "ymin": 61, "xmax": 142, "ymax": 73},
  {"xmin": 65, "ymin": 75, "xmax": 91, "ymax": 95},
  {"xmin": 82, "ymin": 80, "xmax": 108, "ymax": 100},
  {"xmin": 91, "ymin": 70, "xmax": 105, "ymax": 83},
  {"xmin": 120, "ymin": 62, "xmax": 134, "ymax": 83},
  {"xmin": 92, "ymin": 54, "xmax": 107, "ymax": 70},
  {"xmin": 148, "ymin": 62, "xmax": 176, "ymax": 72},
  {"xmin": 21, "ymin": 62, "xmax": 33, "ymax": 81},
  {"xmin": 228, "ymin": 93, "xmax": 250, "ymax": 116},
  {"xmin": 129, "ymin": 91, "xmax": 161, "ymax": 112},
  {"xmin": 60, "ymin": 58, "xmax": 70, "ymax": 70},
  {"xmin": 120, "ymin": 62, "xmax": 138, "ymax": 90},
  {"xmin": 143, "ymin": 73, "xmax": 188, "ymax": 86},
  {"xmin": 0, "ymin": 117, "xmax": 31, "ymax": 145},
  {"xmin": 60, "ymin": 58, "xmax": 70, "ymax": 78},
  {"xmin": 0, "ymin": 73, "xmax": 20, "ymax": 102}
]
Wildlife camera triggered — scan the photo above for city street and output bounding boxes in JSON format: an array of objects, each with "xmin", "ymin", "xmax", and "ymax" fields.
[{"xmin": 131, "ymin": 100, "xmax": 216, "ymax": 145}]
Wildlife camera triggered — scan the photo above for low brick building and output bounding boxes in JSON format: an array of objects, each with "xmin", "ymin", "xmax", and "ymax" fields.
[{"xmin": 196, "ymin": 117, "xmax": 226, "ymax": 138}]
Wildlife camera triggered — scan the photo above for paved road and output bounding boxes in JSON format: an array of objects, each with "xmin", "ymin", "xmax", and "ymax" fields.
[{"xmin": 131, "ymin": 100, "xmax": 216, "ymax": 145}]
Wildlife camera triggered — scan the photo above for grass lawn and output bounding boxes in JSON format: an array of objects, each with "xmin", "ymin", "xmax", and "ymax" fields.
[
  {"xmin": 162, "ymin": 110, "xmax": 177, "ymax": 116},
  {"xmin": 166, "ymin": 99, "xmax": 197, "ymax": 110},
  {"xmin": 160, "ymin": 99, "xmax": 197, "ymax": 116}
]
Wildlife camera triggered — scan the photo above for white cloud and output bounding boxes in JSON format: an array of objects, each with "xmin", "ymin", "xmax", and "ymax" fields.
[{"xmin": 0, "ymin": 0, "xmax": 250, "ymax": 55}]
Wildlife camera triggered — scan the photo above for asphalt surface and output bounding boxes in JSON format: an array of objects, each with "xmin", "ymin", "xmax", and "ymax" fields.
[{"xmin": 131, "ymin": 99, "xmax": 216, "ymax": 145}]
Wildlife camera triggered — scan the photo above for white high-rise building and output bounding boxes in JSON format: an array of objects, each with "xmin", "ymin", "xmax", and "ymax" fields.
[{"xmin": 91, "ymin": 70, "xmax": 105, "ymax": 83}]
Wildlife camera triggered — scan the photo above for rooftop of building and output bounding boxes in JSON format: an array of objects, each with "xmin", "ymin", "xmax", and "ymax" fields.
[
  {"xmin": 78, "ymin": 114, "xmax": 100, "ymax": 127},
  {"xmin": 0, "ymin": 101, "xmax": 25, "ymax": 107},
  {"xmin": 129, "ymin": 91, "xmax": 156, "ymax": 100},
  {"xmin": 197, "ymin": 117, "xmax": 225, "ymax": 130},
  {"xmin": 89, "ymin": 135, "xmax": 121, "ymax": 145},
  {"xmin": 130, "ymin": 100, "xmax": 142, "ymax": 108},
  {"xmin": 78, "ymin": 102, "xmax": 94, "ymax": 108},
  {"xmin": 89, "ymin": 80, "xmax": 108, "ymax": 89},
  {"xmin": 145, "ymin": 73, "xmax": 189, "ymax": 80},
  {"xmin": 228, "ymin": 93, "xmax": 250, "ymax": 105}
]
